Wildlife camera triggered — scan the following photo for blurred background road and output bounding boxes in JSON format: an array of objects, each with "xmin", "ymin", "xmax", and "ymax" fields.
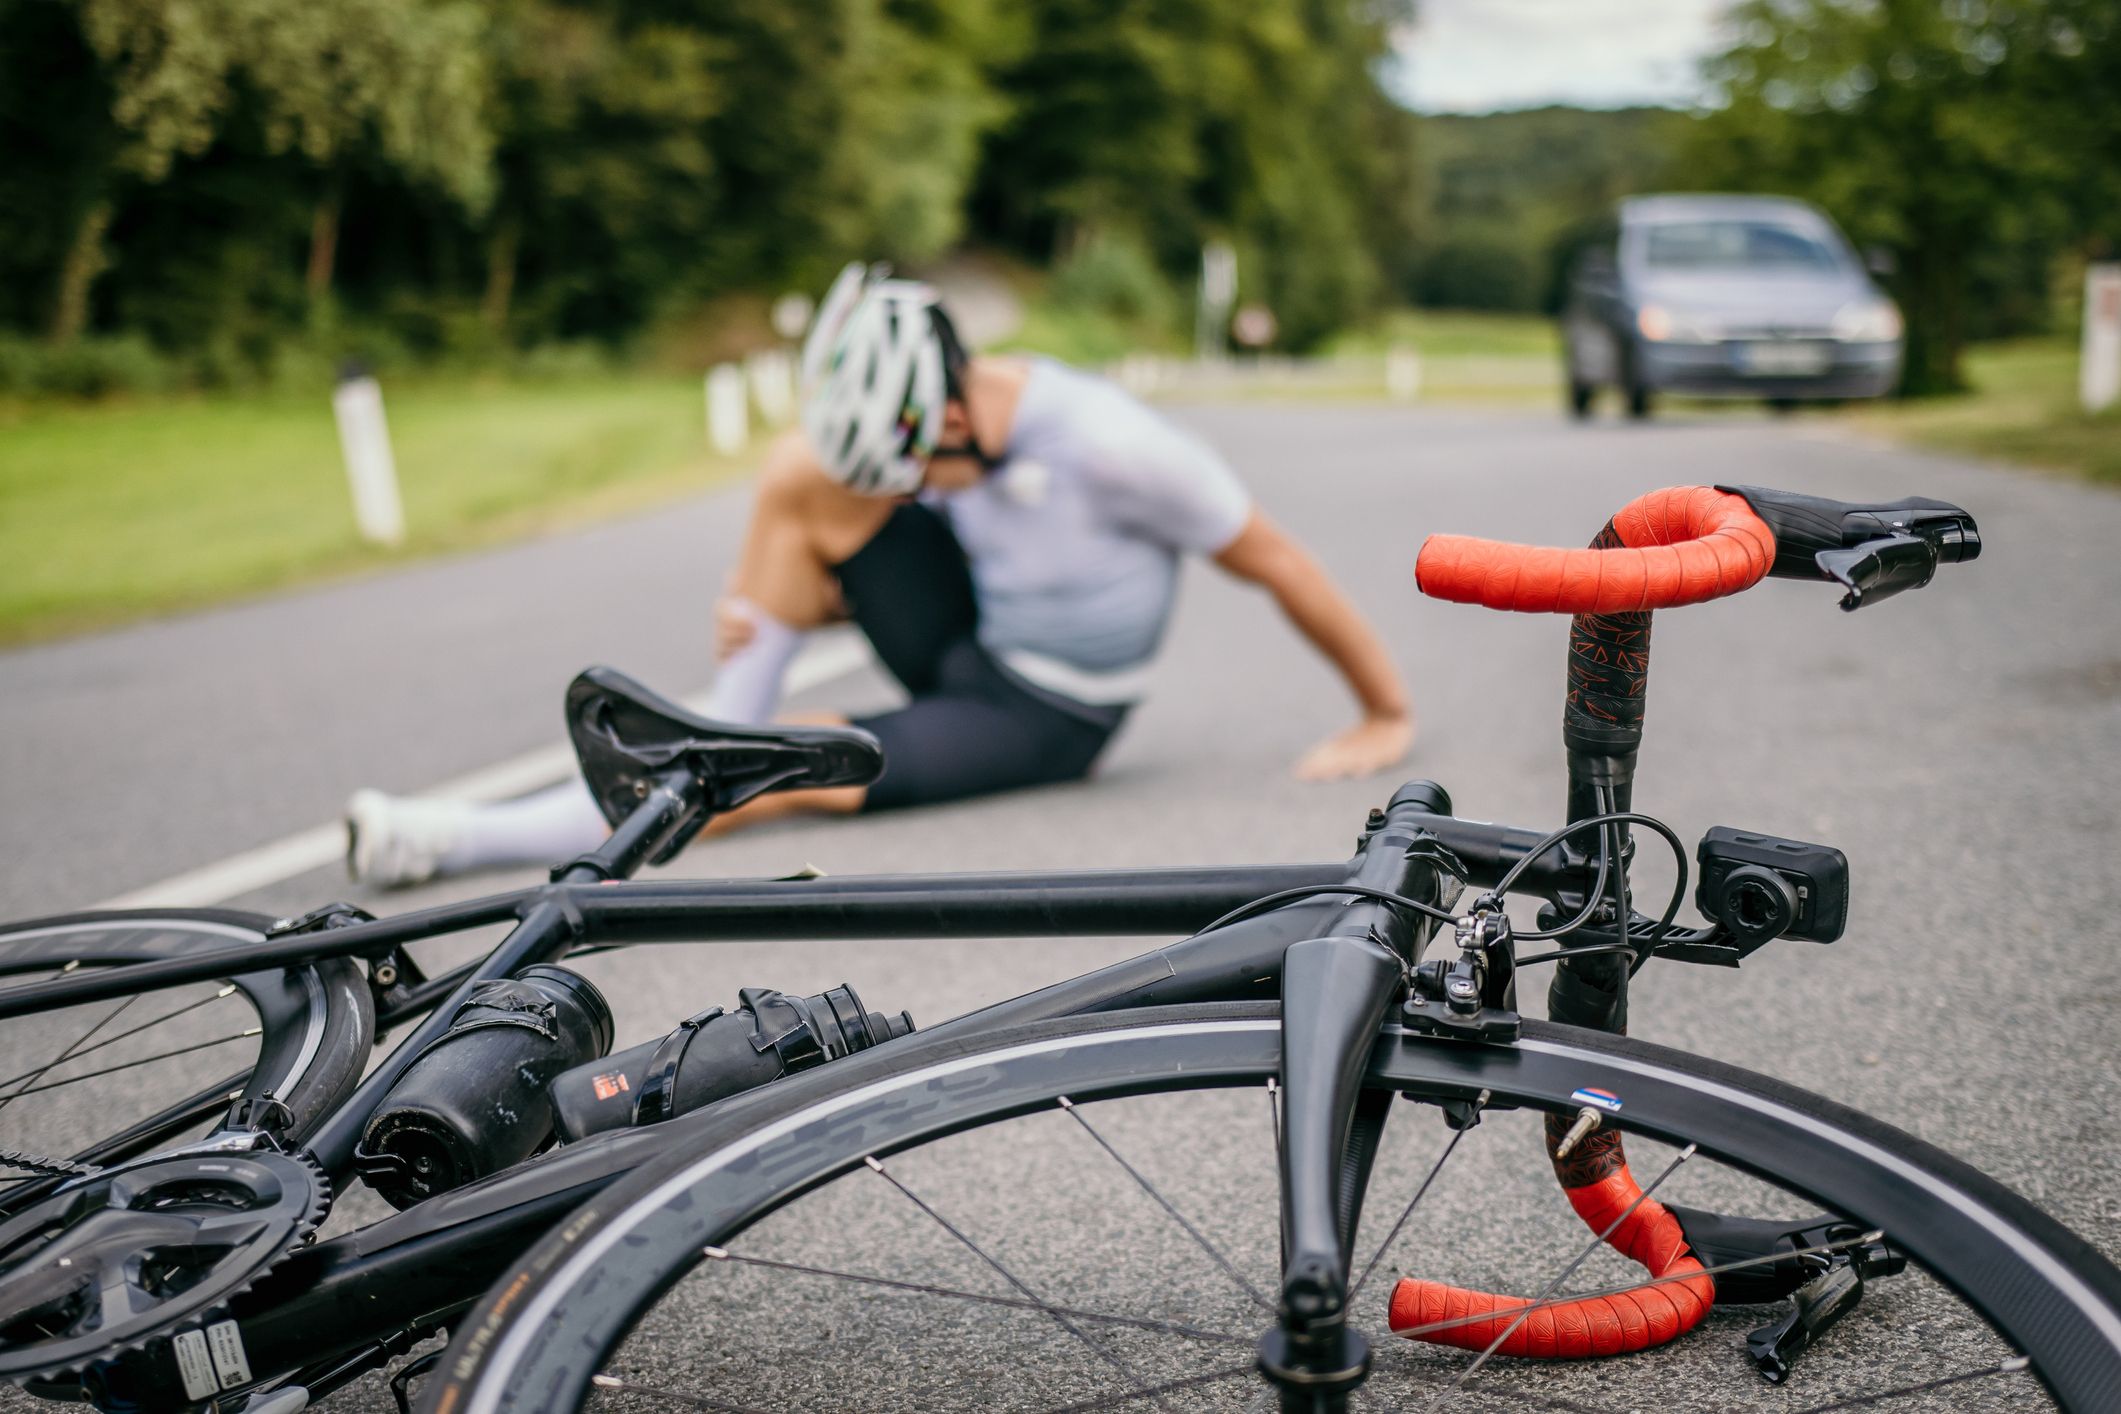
[{"xmin": 7, "ymin": 402, "xmax": 2119, "ymax": 1408}]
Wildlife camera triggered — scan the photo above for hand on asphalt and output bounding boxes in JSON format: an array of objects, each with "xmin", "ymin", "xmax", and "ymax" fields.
[
  {"xmin": 1293, "ymin": 711, "xmax": 1414, "ymax": 781},
  {"xmin": 714, "ymin": 594, "xmax": 757, "ymax": 662}
]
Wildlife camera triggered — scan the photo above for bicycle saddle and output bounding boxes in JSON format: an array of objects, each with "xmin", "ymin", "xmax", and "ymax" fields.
[{"xmin": 564, "ymin": 667, "xmax": 884, "ymax": 842}]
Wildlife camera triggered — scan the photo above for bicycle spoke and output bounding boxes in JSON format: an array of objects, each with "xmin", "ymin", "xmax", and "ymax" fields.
[
  {"xmin": 1349, "ymin": 1096, "xmax": 1486, "ymax": 1302},
  {"xmin": 587, "ymin": 1372, "xmax": 774, "ymax": 1414},
  {"xmin": 864, "ymin": 1155, "xmax": 1175, "ymax": 1412},
  {"xmin": 1057, "ymin": 1096, "xmax": 1273, "ymax": 1313},
  {"xmin": 1784, "ymin": 1355, "xmax": 2031, "ymax": 1413},
  {"xmin": 0, "ymin": 986, "xmax": 237, "ymax": 1093},
  {"xmin": 1436, "ymin": 1143, "xmax": 1697, "ymax": 1401},
  {"xmin": 0, "ymin": 992, "xmax": 137, "ymax": 1119},
  {"xmin": 698, "ymin": 1247, "xmax": 1248, "ymax": 1346},
  {"xmin": 2, "ymin": 1029, "xmax": 261, "ymax": 1098}
]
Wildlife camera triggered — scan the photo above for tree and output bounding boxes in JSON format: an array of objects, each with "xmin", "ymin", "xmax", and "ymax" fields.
[
  {"xmin": 972, "ymin": 0, "xmax": 1420, "ymax": 350},
  {"xmin": 32, "ymin": 0, "xmax": 492, "ymax": 343},
  {"xmin": 1687, "ymin": 0, "xmax": 2111, "ymax": 394}
]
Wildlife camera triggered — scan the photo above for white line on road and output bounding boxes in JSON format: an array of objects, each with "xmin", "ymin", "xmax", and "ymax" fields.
[{"xmin": 91, "ymin": 633, "xmax": 875, "ymax": 910}]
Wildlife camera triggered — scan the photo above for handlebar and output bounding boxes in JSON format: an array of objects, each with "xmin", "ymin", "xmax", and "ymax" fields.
[
  {"xmin": 1414, "ymin": 484, "xmax": 1983, "ymax": 812},
  {"xmin": 1413, "ymin": 483, "xmax": 1979, "ymax": 1035}
]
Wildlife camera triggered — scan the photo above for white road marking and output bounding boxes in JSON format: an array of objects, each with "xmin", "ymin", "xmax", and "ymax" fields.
[{"xmin": 90, "ymin": 632, "xmax": 875, "ymax": 910}]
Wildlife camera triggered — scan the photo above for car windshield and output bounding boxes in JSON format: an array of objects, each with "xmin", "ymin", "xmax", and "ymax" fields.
[{"xmin": 1639, "ymin": 219, "xmax": 1843, "ymax": 271}]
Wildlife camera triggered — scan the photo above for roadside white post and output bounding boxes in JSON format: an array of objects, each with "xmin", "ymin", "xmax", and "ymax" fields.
[
  {"xmin": 330, "ymin": 369, "xmax": 405, "ymax": 547},
  {"xmin": 706, "ymin": 363, "xmax": 749, "ymax": 454},
  {"xmin": 2082, "ymin": 263, "xmax": 2121, "ymax": 413},
  {"xmin": 746, "ymin": 349, "xmax": 796, "ymax": 426},
  {"xmin": 1198, "ymin": 240, "xmax": 1237, "ymax": 363},
  {"xmin": 1385, "ymin": 345, "xmax": 1423, "ymax": 402}
]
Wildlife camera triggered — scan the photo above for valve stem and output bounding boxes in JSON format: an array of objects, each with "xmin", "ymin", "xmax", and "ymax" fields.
[{"xmin": 1552, "ymin": 1106, "xmax": 1602, "ymax": 1159}]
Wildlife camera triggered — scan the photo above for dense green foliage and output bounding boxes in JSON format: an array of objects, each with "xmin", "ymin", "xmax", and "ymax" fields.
[
  {"xmin": 0, "ymin": 0, "xmax": 1419, "ymax": 379},
  {"xmin": 1408, "ymin": 106, "xmax": 1685, "ymax": 313},
  {"xmin": 1684, "ymin": 0, "xmax": 2121, "ymax": 393}
]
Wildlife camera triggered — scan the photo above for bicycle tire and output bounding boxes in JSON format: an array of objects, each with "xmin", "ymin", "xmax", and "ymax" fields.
[
  {"xmin": 426, "ymin": 1003, "xmax": 2121, "ymax": 1414},
  {"xmin": 0, "ymin": 908, "xmax": 372, "ymax": 1194}
]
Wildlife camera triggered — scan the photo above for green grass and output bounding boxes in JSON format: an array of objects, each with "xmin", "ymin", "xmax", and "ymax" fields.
[
  {"xmin": 0, "ymin": 373, "xmax": 744, "ymax": 645},
  {"xmin": 1322, "ymin": 309, "xmax": 1561, "ymax": 362},
  {"xmin": 1843, "ymin": 339, "xmax": 2121, "ymax": 486}
]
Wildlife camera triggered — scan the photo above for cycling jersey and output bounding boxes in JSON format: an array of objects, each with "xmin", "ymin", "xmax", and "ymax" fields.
[{"xmin": 930, "ymin": 358, "xmax": 1252, "ymax": 706}]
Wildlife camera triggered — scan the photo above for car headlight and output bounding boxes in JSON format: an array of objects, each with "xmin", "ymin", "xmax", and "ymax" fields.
[
  {"xmin": 1831, "ymin": 299, "xmax": 1903, "ymax": 342},
  {"xmin": 1636, "ymin": 304, "xmax": 1719, "ymax": 344}
]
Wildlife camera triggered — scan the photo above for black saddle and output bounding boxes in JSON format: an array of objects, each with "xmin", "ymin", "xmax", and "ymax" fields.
[{"xmin": 564, "ymin": 667, "xmax": 884, "ymax": 862}]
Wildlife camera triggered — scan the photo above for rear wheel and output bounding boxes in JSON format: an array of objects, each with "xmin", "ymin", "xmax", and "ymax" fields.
[
  {"xmin": 0, "ymin": 909, "xmax": 372, "ymax": 1217},
  {"xmin": 425, "ymin": 1005, "xmax": 2121, "ymax": 1414},
  {"xmin": 1567, "ymin": 380, "xmax": 1595, "ymax": 420}
]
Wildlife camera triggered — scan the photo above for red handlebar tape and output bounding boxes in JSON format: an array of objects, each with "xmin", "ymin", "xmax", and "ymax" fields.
[
  {"xmin": 1415, "ymin": 486, "xmax": 1775, "ymax": 614},
  {"xmin": 1387, "ymin": 1166, "xmax": 1714, "ymax": 1358}
]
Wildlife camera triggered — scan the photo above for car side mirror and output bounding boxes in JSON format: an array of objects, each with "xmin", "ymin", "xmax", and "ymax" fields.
[{"xmin": 1864, "ymin": 246, "xmax": 1897, "ymax": 278}]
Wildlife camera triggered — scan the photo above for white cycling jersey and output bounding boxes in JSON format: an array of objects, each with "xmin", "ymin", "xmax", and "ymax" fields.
[{"xmin": 929, "ymin": 358, "xmax": 1252, "ymax": 705}]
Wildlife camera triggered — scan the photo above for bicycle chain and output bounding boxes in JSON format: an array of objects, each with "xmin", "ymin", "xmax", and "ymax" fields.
[{"xmin": 0, "ymin": 1148, "xmax": 102, "ymax": 1180}]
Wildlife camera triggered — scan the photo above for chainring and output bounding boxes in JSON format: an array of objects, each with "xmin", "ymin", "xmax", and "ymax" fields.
[{"xmin": 0, "ymin": 1149, "xmax": 326, "ymax": 1393}]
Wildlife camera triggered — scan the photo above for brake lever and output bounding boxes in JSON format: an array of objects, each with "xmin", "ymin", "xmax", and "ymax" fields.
[{"xmin": 1815, "ymin": 533, "xmax": 1939, "ymax": 611}]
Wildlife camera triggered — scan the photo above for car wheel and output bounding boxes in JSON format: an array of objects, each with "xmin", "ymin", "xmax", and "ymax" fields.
[
  {"xmin": 1626, "ymin": 381, "xmax": 1653, "ymax": 420},
  {"xmin": 1567, "ymin": 381, "xmax": 1595, "ymax": 420}
]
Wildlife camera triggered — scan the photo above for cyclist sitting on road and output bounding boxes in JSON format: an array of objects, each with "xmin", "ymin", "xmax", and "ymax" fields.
[{"xmin": 346, "ymin": 265, "xmax": 1415, "ymax": 887}]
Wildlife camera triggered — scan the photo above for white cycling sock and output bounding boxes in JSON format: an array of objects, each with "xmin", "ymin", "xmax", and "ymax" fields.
[
  {"xmin": 436, "ymin": 779, "xmax": 611, "ymax": 875},
  {"xmin": 701, "ymin": 602, "xmax": 803, "ymax": 724}
]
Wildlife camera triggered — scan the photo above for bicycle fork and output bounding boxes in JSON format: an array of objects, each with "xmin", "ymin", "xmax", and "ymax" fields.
[{"xmin": 1262, "ymin": 791, "xmax": 1445, "ymax": 1411}]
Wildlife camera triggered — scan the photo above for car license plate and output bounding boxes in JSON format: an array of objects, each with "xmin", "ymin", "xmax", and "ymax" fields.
[{"xmin": 1736, "ymin": 341, "xmax": 1832, "ymax": 377}]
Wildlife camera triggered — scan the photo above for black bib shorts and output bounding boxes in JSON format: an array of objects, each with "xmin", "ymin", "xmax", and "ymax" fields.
[{"xmin": 833, "ymin": 504, "xmax": 1128, "ymax": 812}]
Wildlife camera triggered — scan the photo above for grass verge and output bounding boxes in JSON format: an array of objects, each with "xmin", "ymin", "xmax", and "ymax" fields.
[
  {"xmin": 1840, "ymin": 340, "xmax": 2121, "ymax": 486},
  {"xmin": 0, "ymin": 373, "xmax": 746, "ymax": 646}
]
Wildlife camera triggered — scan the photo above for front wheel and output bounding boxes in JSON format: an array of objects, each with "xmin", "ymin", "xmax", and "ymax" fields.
[{"xmin": 425, "ymin": 1005, "xmax": 2121, "ymax": 1413}]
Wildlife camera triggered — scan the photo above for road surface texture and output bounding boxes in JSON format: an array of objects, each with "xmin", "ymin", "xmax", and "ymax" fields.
[{"xmin": 4, "ymin": 404, "xmax": 2118, "ymax": 1413}]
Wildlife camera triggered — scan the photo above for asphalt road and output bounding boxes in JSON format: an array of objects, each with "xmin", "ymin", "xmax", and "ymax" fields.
[{"xmin": 4, "ymin": 402, "xmax": 2119, "ymax": 1412}]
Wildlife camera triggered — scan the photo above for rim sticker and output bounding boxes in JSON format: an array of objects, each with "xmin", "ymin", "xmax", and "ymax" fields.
[{"xmin": 1571, "ymin": 1086, "xmax": 1624, "ymax": 1112}]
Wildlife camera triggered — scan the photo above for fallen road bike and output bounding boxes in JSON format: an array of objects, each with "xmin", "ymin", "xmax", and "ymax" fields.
[{"xmin": 4, "ymin": 484, "xmax": 2116, "ymax": 1413}]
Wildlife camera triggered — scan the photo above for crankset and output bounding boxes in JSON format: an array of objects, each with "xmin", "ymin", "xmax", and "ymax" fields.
[{"xmin": 0, "ymin": 1149, "xmax": 326, "ymax": 1400}]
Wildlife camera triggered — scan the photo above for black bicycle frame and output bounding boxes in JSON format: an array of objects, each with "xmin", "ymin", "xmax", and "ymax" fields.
[{"xmin": 18, "ymin": 777, "xmax": 1591, "ymax": 1409}]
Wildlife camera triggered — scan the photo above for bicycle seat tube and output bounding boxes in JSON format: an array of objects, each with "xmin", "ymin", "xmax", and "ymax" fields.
[{"xmin": 307, "ymin": 766, "xmax": 707, "ymax": 1179}]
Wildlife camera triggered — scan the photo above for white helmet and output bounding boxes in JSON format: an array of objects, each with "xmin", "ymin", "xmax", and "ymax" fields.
[{"xmin": 799, "ymin": 263, "xmax": 956, "ymax": 496}]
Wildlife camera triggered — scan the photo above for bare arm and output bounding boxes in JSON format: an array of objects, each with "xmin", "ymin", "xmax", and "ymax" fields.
[{"xmin": 1212, "ymin": 509, "xmax": 1415, "ymax": 779}]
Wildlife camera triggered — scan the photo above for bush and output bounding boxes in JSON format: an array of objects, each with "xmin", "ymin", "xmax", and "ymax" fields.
[
  {"xmin": 1411, "ymin": 238, "xmax": 1540, "ymax": 313},
  {"xmin": 0, "ymin": 333, "xmax": 177, "ymax": 399},
  {"xmin": 1049, "ymin": 234, "xmax": 1177, "ymax": 330}
]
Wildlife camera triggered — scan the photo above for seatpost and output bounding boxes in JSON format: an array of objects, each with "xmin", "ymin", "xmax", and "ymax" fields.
[{"xmin": 554, "ymin": 764, "xmax": 707, "ymax": 883}]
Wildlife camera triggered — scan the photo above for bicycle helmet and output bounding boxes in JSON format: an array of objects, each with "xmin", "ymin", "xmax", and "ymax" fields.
[{"xmin": 799, "ymin": 263, "xmax": 964, "ymax": 496}]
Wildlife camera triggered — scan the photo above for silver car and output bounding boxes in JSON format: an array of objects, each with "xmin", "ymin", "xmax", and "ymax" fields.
[{"xmin": 1562, "ymin": 194, "xmax": 1903, "ymax": 419}]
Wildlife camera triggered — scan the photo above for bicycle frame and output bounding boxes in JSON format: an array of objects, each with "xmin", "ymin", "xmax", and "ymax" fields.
[{"xmin": 11, "ymin": 777, "xmax": 1596, "ymax": 1408}]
